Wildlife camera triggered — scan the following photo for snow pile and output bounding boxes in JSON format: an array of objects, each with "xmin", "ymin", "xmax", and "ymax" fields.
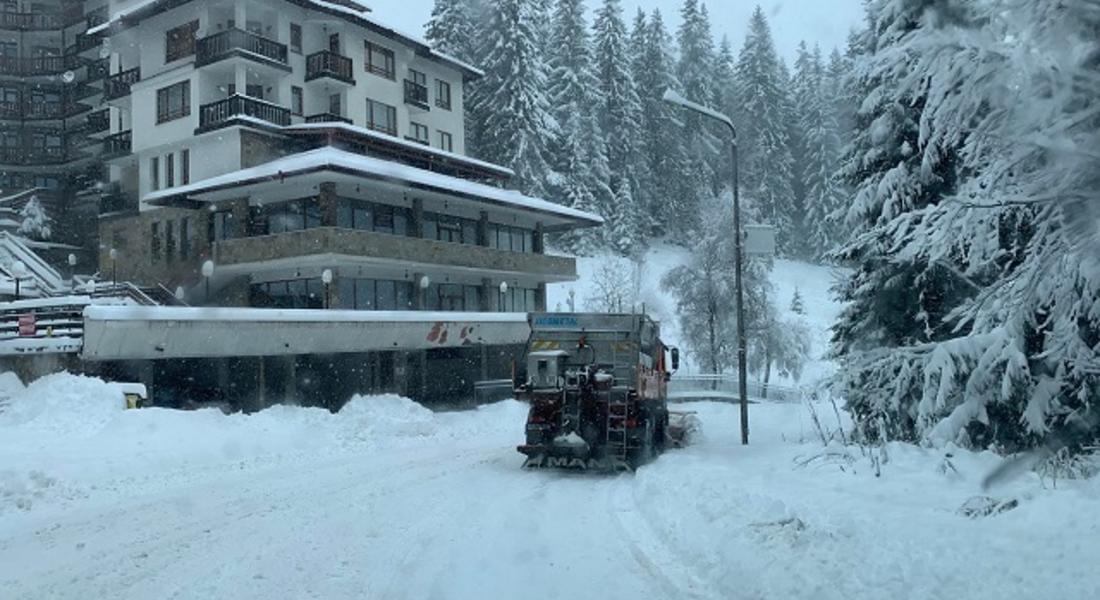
[
  {"xmin": 0, "ymin": 373, "xmax": 125, "ymax": 439},
  {"xmin": 337, "ymin": 393, "xmax": 437, "ymax": 443},
  {"xmin": 0, "ymin": 370, "xmax": 23, "ymax": 411}
]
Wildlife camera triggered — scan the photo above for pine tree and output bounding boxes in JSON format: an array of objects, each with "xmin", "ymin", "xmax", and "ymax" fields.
[
  {"xmin": 676, "ymin": 0, "xmax": 720, "ymax": 196},
  {"xmin": 798, "ymin": 45, "xmax": 846, "ymax": 260},
  {"xmin": 17, "ymin": 196, "xmax": 51, "ymax": 241},
  {"xmin": 790, "ymin": 288, "xmax": 805, "ymax": 315},
  {"xmin": 546, "ymin": 0, "xmax": 613, "ymax": 254},
  {"xmin": 425, "ymin": 0, "xmax": 477, "ymax": 64},
  {"xmin": 593, "ymin": 0, "xmax": 645, "ymax": 254},
  {"xmin": 472, "ymin": 0, "xmax": 559, "ymax": 198},
  {"xmin": 634, "ymin": 9, "xmax": 694, "ymax": 240},
  {"xmin": 735, "ymin": 7, "xmax": 797, "ymax": 253}
]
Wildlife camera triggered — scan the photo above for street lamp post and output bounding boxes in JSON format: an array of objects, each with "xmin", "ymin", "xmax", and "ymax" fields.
[
  {"xmin": 11, "ymin": 260, "xmax": 26, "ymax": 300},
  {"xmin": 67, "ymin": 253, "xmax": 77, "ymax": 285},
  {"xmin": 201, "ymin": 260, "xmax": 215, "ymax": 304},
  {"xmin": 321, "ymin": 269, "xmax": 333, "ymax": 309},
  {"xmin": 662, "ymin": 89, "xmax": 750, "ymax": 445}
]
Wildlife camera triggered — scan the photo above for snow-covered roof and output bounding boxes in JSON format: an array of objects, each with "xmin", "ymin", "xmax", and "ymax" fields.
[
  {"xmin": 88, "ymin": 0, "xmax": 483, "ymax": 79},
  {"xmin": 85, "ymin": 305, "xmax": 529, "ymax": 324},
  {"xmin": 283, "ymin": 122, "xmax": 515, "ymax": 179},
  {"xmin": 145, "ymin": 147, "xmax": 604, "ymax": 228}
]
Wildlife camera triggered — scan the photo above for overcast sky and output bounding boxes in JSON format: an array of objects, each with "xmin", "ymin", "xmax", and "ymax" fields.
[{"xmin": 370, "ymin": 1, "xmax": 865, "ymax": 64}]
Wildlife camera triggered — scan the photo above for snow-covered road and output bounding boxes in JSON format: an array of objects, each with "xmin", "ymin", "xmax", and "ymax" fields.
[{"xmin": 2, "ymin": 375, "xmax": 1098, "ymax": 600}]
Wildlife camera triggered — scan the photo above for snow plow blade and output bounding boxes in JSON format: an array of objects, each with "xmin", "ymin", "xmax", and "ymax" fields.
[
  {"xmin": 517, "ymin": 445, "xmax": 632, "ymax": 472},
  {"xmin": 667, "ymin": 411, "xmax": 702, "ymax": 448}
]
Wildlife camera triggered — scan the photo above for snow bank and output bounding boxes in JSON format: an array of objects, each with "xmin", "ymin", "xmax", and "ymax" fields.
[{"xmin": 0, "ymin": 373, "xmax": 525, "ymax": 515}]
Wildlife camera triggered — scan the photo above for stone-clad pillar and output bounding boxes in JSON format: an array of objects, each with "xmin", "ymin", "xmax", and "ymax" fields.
[{"xmin": 318, "ymin": 181, "xmax": 338, "ymax": 226}]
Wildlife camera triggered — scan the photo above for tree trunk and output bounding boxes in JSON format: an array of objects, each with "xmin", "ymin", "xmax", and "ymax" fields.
[
  {"xmin": 708, "ymin": 299, "xmax": 719, "ymax": 389},
  {"xmin": 762, "ymin": 347, "xmax": 771, "ymax": 400}
]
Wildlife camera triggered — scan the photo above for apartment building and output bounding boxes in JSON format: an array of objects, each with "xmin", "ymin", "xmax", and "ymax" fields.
[
  {"xmin": 0, "ymin": 0, "xmax": 107, "ymax": 253},
  {"xmin": 76, "ymin": 0, "xmax": 602, "ymax": 407}
]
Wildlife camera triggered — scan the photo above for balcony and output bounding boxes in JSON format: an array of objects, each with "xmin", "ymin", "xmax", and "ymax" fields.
[
  {"xmin": 306, "ymin": 50, "xmax": 354, "ymax": 85},
  {"xmin": 198, "ymin": 95, "xmax": 291, "ymax": 132},
  {"xmin": 305, "ymin": 112, "xmax": 352, "ymax": 125},
  {"xmin": 0, "ymin": 55, "xmax": 75, "ymax": 76},
  {"xmin": 212, "ymin": 227, "xmax": 576, "ymax": 281},
  {"xmin": 104, "ymin": 68, "xmax": 140, "ymax": 101},
  {"xmin": 196, "ymin": 29, "xmax": 289, "ymax": 70},
  {"xmin": 403, "ymin": 80, "xmax": 430, "ymax": 110},
  {"xmin": 1, "ymin": 146, "xmax": 67, "ymax": 165},
  {"xmin": 0, "ymin": 11, "xmax": 64, "ymax": 30},
  {"xmin": 86, "ymin": 109, "xmax": 110, "ymax": 134},
  {"xmin": 0, "ymin": 100, "xmax": 18, "ymax": 119},
  {"xmin": 103, "ymin": 130, "xmax": 132, "ymax": 159}
]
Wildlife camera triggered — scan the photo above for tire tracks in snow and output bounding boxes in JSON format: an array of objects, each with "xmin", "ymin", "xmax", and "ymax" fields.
[{"xmin": 606, "ymin": 473, "xmax": 725, "ymax": 600}]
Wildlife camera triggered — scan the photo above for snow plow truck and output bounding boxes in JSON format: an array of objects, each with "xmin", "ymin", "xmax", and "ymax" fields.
[{"xmin": 515, "ymin": 312, "xmax": 698, "ymax": 471}]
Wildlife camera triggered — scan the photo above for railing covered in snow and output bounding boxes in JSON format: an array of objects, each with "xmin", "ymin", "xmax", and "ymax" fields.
[{"xmin": 667, "ymin": 373, "xmax": 803, "ymax": 403}]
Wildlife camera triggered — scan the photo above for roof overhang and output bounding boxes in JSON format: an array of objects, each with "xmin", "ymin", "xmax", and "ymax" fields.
[{"xmin": 145, "ymin": 149, "xmax": 604, "ymax": 232}]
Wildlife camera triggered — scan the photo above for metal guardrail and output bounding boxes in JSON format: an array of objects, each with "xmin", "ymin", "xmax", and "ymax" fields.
[
  {"xmin": 668, "ymin": 374, "xmax": 804, "ymax": 403},
  {"xmin": 473, "ymin": 379, "xmax": 514, "ymax": 405}
]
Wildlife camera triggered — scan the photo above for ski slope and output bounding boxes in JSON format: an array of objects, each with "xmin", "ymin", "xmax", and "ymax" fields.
[{"xmin": 2, "ymin": 375, "xmax": 1097, "ymax": 600}]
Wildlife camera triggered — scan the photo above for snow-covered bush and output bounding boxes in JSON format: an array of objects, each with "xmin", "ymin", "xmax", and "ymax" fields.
[{"xmin": 17, "ymin": 196, "xmax": 51, "ymax": 241}]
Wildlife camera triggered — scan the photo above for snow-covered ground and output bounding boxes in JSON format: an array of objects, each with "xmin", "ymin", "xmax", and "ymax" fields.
[
  {"xmin": 2, "ymin": 374, "xmax": 1097, "ymax": 600},
  {"xmin": 548, "ymin": 245, "xmax": 847, "ymax": 386}
]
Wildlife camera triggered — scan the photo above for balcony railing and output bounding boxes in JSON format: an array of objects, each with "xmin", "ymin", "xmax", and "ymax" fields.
[
  {"xmin": 196, "ymin": 28, "xmax": 288, "ymax": 68},
  {"xmin": 0, "ymin": 11, "xmax": 64, "ymax": 30},
  {"xmin": 403, "ymin": 80, "xmax": 429, "ymax": 110},
  {"xmin": 0, "ymin": 55, "xmax": 75, "ymax": 76},
  {"xmin": 104, "ymin": 67, "xmax": 140, "ymax": 100},
  {"xmin": 103, "ymin": 130, "xmax": 133, "ymax": 158},
  {"xmin": 306, "ymin": 50, "xmax": 354, "ymax": 84},
  {"xmin": 0, "ymin": 146, "xmax": 67, "ymax": 165},
  {"xmin": 0, "ymin": 100, "xmax": 18, "ymax": 118},
  {"xmin": 199, "ymin": 95, "xmax": 291, "ymax": 130},
  {"xmin": 305, "ymin": 112, "xmax": 352, "ymax": 125},
  {"xmin": 86, "ymin": 109, "xmax": 110, "ymax": 133}
]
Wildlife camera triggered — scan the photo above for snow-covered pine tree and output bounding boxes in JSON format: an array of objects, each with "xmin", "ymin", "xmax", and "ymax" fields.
[
  {"xmin": 790, "ymin": 288, "xmax": 804, "ymax": 316},
  {"xmin": 799, "ymin": 45, "xmax": 846, "ymax": 260},
  {"xmin": 425, "ymin": 0, "xmax": 477, "ymax": 64},
  {"xmin": 835, "ymin": 0, "xmax": 1100, "ymax": 451},
  {"xmin": 626, "ymin": 9, "xmax": 659, "ymax": 239},
  {"xmin": 545, "ymin": 0, "xmax": 613, "ymax": 255},
  {"xmin": 786, "ymin": 42, "xmax": 818, "ymax": 258},
  {"xmin": 593, "ymin": 0, "xmax": 645, "ymax": 254},
  {"xmin": 633, "ymin": 9, "xmax": 695, "ymax": 240},
  {"xmin": 17, "ymin": 196, "xmax": 51, "ymax": 241},
  {"xmin": 676, "ymin": 0, "xmax": 720, "ymax": 196},
  {"xmin": 735, "ymin": 7, "xmax": 797, "ymax": 253},
  {"xmin": 472, "ymin": 0, "xmax": 559, "ymax": 198}
]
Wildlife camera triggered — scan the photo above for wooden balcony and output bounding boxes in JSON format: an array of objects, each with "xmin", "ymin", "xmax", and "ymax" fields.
[
  {"xmin": 198, "ymin": 95, "xmax": 291, "ymax": 132},
  {"xmin": 403, "ymin": 80, "xmax": 430, "ymax": 110},
  {"xmin": 0, "ymin": 10, "xmax": 64, "ymax": 30},
  {"xmin": 103, "ymin": 130, "xmax": 133, "ymax": 159},
  {"xmin": 104, "ymin": 67, "xmax": 140, "ymax": 101},
  {"xmin": 86, "ymin": 109, "xmax": 110, "ymax": 134},
  {"xmin": 305, "ymin": 112, "xmax": 352, "ymax": 125},
  {"xmin": 213, "ymin": 227, "xmax": 576, "ymax": 281},
  {"xmin": 0, "ymin": 55, "xmax": 76, "ymax": 76},
  {"xmin": 196, "ymin": 28, "xmax": 289, "ymax": 70},
  {"xmin": 306, "ymin": 50, "xmax": 354, "ymax": 85}
]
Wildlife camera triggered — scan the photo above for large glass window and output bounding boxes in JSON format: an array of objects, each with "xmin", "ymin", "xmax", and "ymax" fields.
[
  {"xmin": 365, "ymin": 42, "xmax": 395, "ymax": 79},
  {"xmin": 264, "ymin": 198, "xmax": 322, "ymax": 234},
  {"xmin": 488, "ymin": 224, "xmax": 535, "ymax": 253},
  {"xmin": 252, "ymin": 278, "xmax": 324, "ymax": 309},
  {"xmin": 211, "ymin": 210, "xmax": 236, "ymax": 241},
  {"xmin": 435, "ymin": 80, "xmax": 451, "ymax": 110},
  {"xmin": 424, "ymin": 212, "xmax": 477, "ymax": 245},
  {"xmin": 337, "ymin": 278, "xmax": 415, "ymax": 311},
  {"xmin": 338, "ymin": 198, "xmax": 409, "ymax": 236},
  {"xmin": 156, "ymin": 80, "xmax": 190, "ymax": 123},
  {"xmin": 425, "ymin": 283, "xmax": 482, "ymax": 312},
  {"xmin": 366, "ymin": 99, "xmax": 397, "ymax": 135},
  {"xmin": 165, "ymin": 21, "xmax": 199, "ymax": 62}
]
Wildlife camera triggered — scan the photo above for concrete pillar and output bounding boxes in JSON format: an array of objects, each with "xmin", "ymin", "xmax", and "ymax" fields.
[
  {"xmin": 411, "ymin": 197, "xmax": 424, "ymax": 238},
  {"xmin": 233, "ymin": 64, "xmax": 247, "ymax": 99},
  {"xmin": 480, "ymin": 277, "xmax": 493, "ymax": 312},
  {"xmin": 284, "ymin": 355, "xmax": 297, "ymax": 403},
  {"xmin": 533, "ymin": 222, "xmax": 545, "ymax": 254},
  {"xmin": 233, "ymin": 2, "xmax": 247, "ymax": 31},
  {"xmin": 478, "ymin": 211, "xmax": 490, "ymax": 246},
  {"xmin": 413, "ymin": 272, "xmax": 425, "ymax": 310},
  {"xmin": 256, "ymin": 356, "xmax": 267, "ymax": 411},
  {"xmin": 479, "ymin": 345, "xmax": 489, "ymax": 382},
  {"xmin": 318, "ymin": 182, "xmax": 338, "ymax": 226},
  {"xmin": 536, "ymin": 283, "xmax": 548, "ymax": 311}
]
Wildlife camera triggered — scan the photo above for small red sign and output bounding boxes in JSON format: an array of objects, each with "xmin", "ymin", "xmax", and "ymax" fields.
[{"xmin": 18, "ymin": 313, "xmax": 36, "ymax": 337}]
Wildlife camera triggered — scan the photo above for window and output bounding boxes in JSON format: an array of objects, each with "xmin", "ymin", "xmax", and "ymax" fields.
[
  {"xmin": 329, "ymin": 94, "xmax": 342, "ymax": 116},
  {"xmin": 211, "ymin": 210, "xmax": 236, "ymax": 241},
  {"xmin": 366, "ymin": 99, "xmax": 397, "ymax": 135},
  {"xmin": 252, "ymin": 278, "xmax": 324, "ymax": 309},
  {"xmin": 265, "ymin": 198, "xmax": 323, "ymax": 234},
  {"xmin": 489, "ymin": 224, "xmax": 535, "ymax": 253},
  {"xmin": 165, "ymin": 21, "xmax": 199, "ymax": 62},
  {"xmin": 180, "ymin": 218, "xmax": 191, "ymax": 259},
  {"xmin": 290, "ymin": 23, "xmax": 302, "ymax": 54},
  {"xmin": 165, "ymin": 219, "xmax": 176, "ymax": 262},
  {"xmin": 365, "ymin": 41, "xmax": 395, "ymax": 79},
  {"xmin": 438, "ymin": 131, "xmax": 453, "ymax": 153},
  {"xmin": 409, "ymin": 69, "xmax": 426, "ymax": 87},
  {"xmin": 181, "ymin": 149, "xmax": 190, "ymax": 185},
  {"xmin": 156, "ymin": 80, "xmax": 190, "ymax": 123},
  {"xmin": 291, "ymin": 86, "xmax": 303, "ymax": 116},
  {"xmin": 150, "ymin": 156, "xmax": 160, "ymax": 191},
  {"xmin": 408, "ymin": 122, "xmax": 429, "ymax": 145},
  {"xmin": 424, "ymin": 212, "xmax": 477, "ymax": 245},
  {"xmin": 436, "ymin": 80, "xmax": 451, "ymax": 110},
  {"xmin": 165, "ymin": 153, "xmax": 175, "ymax": 187},
  {"xmin": 151, "ymin": 222, "xmax": 161, "ymax": 261}
]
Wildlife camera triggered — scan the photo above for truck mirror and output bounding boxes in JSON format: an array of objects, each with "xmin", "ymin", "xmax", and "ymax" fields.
[{"xmin": 670, "ymin": 348, "xmax": 680, "ymax": 372}]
